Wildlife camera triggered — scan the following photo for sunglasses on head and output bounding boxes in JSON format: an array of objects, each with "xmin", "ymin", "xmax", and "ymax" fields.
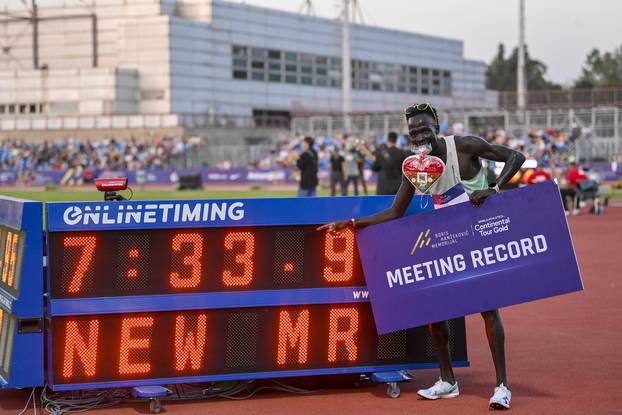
[{"xmin": 403, "ymin": 103, "xmax": 439, "ymax": 125}]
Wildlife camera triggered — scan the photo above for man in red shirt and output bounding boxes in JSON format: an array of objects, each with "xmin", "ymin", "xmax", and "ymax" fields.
[
  {"xmin": 567, "ymin": 162, "xmax": 588, "ymax": 188},
  {"xmin": 527, "ymin": 163, "xmax": 552, "ymax": 185}
]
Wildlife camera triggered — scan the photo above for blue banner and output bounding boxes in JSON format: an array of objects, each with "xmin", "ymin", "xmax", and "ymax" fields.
[
  {"xmin": 47, "ymin": 195, "xmax": 433, "ymax": 231},
  {"xmin": 355, "ymin": 181, "xmax": 583, "ymax": 334}
]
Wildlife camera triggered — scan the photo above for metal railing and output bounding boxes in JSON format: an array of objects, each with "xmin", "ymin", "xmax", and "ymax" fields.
[{"xmin": 498, "ymin": 87, "xmax": 622, "ymax": 110}]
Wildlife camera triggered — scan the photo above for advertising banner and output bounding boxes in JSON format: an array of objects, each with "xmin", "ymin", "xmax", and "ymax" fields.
[{"xmin": 356, "ymin": 181, "xmax": 583, "ymax": 334}]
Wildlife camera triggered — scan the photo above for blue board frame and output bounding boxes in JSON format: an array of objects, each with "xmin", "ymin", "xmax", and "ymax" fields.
[
  {"xmin": 0, "ymin": 196, "xmax": 44, "ymax": 388},
  {"xmin": 46, "ymin": 195, "xmax": 469, "ymax": 390}
]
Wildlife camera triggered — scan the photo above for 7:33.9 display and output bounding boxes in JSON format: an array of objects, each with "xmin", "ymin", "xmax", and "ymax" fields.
[{"xmin": 48, "ymin": 226, "xmax": 363, "ymax": 298}]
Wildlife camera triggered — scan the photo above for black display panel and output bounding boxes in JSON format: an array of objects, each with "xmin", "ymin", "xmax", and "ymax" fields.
[
  {"xmin": 51, "ymin": 303, "xmax": 467, "ymax": 385},
  {"xmin": 0, "ymin": 226, "xmax": 25, "ymax": 297},
  {"xmin": 0, "ymin": 308, "xmax": 16, "ymax": 382},
  {"xmin": 48, "ymin": 226, "xmax": 365, "ymax": 298}
]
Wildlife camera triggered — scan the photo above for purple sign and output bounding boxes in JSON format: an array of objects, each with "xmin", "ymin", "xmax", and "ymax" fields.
[{"xmin": 356, "ymin": 181, "xmax": 583, "ymax": 334}]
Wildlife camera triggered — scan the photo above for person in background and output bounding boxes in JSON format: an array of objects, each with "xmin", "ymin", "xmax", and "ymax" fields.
[
  {"xmin": 566, "ymin": 162, "xmax": 588, "ymax": 189},
  {"xmin": 526, "ymin": 160, "xmax": 552, "ymax": 185},
  {"xmin": 549, "ymin": 154, "xmax": 577, "ymax": 215},
  {"xmin": 357, "ymin": 143, "xmax": 369, "ymax": 196},
  {"xmin": 344, "ymin": 140, "xmax": 363, "ymax": 195},
  {"xmin": 295, "ymin": 136, "xmax": 319, "ymax": 197},
  {"xmin": 329, "ymin": 146, "xmax": 346, "ymax": 196},
  {"xmin": 359, "ymin": 131, "xmax": 407, "ymax": 195}
]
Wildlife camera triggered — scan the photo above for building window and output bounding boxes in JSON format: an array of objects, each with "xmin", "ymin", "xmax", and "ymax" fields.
[
  {"xmin": 233, "ymin": 70, "xmax": 248, "ymax": 79},
  {"xmin": 233, "ymin": 46, "xmax": 247, "ymax": 57},
  {"xmin": 230, "ymin": 45, "xmax": 453, "ymax": 96},
  {"xmin": 268, "ymin": 73, "xmax": 282, "ymax": 82},
  {"xmin": 251, "ymin": 48, "xmax": 265, "ymax": 59},
  {"xmin": 442, "ymin": 71, "xmax": 452, "ymax": 95},
  {"xmin": 232, "ymin": 45, "xmax": 249, "ymax": 80},
  {"xmin": 251, "ymin": 61, "xmax": 265, "ymax": 70}
]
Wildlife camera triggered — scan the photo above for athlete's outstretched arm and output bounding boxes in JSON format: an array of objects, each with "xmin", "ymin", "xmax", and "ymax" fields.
[
  {"xmin": 317, "ymin": 175, "xmax": 415, "ymax": 232},
  {"xmin": 458, "ymin": 136, "xmax": 526, "ymax": 206}
]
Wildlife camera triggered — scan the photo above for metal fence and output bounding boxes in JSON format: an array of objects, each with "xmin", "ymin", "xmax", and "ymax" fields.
[{"xmin": 498, "ymin": 87, "xmax": 622, "ymax": 110}]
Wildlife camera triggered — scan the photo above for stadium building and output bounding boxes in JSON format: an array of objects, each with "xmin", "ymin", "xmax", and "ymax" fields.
[{"xmin": 0, "ymin": 0, "xmax": 495, "ymax": 134}]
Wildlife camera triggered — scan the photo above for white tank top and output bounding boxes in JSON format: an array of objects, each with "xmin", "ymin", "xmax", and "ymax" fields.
[
  {"xmin": 428, "ymin": 136, "xmax": 461, "ymax": 195},
  {"xmin": 428, "ymin": 135, "xmax": 488, "ymax": 196}
]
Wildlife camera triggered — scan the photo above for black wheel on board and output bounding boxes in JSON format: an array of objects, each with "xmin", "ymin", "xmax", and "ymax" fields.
[
  {"xmin": 387, "ymin": 382, "xmax": 400, "ymax": 398},
  {"xmin": 149, "ymin": 398, "xmax": 162, "ymax": 414}
]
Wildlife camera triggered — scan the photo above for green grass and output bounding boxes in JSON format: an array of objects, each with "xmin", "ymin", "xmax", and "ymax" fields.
[{"xmin": 0, "ymin": 188, "xmax": 334, "ymax": 202}]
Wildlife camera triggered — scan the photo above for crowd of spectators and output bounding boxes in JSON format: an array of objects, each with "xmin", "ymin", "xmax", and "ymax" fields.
[
  {"xmin": 0, "ymin": 136, "xmax": 196, "ymax": 174},
  {"xmin": 0, "ymin": 125, "xmax": 617, "ymax": 214},
  {"xmin": 254, "ymin": 124, "xmax": 589, "ymax": 172},
  {"xmin": 251, "ymin": 123, "xmax": 616, "ymax": 213}
]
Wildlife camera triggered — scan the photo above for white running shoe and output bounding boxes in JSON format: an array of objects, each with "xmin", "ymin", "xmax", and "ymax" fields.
[
  {"xmin": 417, "ymin": 378, "xmax": 459, "ymax": 400},
  {"xmin": 489, "ymin": 383, "xmax": 512, "ymax": 410}
]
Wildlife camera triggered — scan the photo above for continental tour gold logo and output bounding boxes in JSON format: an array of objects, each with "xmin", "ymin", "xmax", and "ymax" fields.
[{"xmin": 411, "ymin": 229, "xmax": 431, "ymax": 255}]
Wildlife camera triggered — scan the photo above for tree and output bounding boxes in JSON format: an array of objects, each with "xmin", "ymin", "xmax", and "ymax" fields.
[
  {"xmin": 486, "ymin": 43, "xmax": 560, "ymax": 91},
  {"xmin": 574, "ymin": 45, "xmax": 622, "ymax": 88}
]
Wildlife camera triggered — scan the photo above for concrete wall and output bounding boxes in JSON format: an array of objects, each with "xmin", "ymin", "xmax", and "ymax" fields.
[{"xmin": 0, "ymin": 67, "xmax": 139, "ymax": 115}]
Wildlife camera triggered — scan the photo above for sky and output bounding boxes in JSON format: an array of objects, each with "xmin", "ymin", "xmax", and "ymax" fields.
[
  {"xmin": 4, "ymin": 0, "xmax": 621, "ymax": 85},
  {"xmin": 235, "ymin": 0, "xmax": 621, "ymax": 85}
]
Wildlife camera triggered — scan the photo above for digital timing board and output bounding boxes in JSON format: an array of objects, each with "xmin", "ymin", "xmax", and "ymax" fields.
[{"xmin": 42, "ymin": 196, "xmax": 469, "ymax": 390}]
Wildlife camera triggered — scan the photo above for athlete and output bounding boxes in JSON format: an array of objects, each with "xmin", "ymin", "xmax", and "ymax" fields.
[{"xmin": 318, "ymin": 103, "xmax": 525, "ymax": 410}]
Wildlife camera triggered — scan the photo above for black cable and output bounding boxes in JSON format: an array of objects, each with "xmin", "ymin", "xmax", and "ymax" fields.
[
  {"xmin": 39, "ymin": 379, "xmax": 320, "ymax": 413},
  {"xmin": 17, "ymin": 387, "xmax": 36, "ymax": 415}
]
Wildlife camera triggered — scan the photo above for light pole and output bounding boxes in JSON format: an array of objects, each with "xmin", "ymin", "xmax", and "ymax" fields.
[
  {"xmin": 341, "ymin": 0, "xmax": 352, "ymax": 132},
  {"xmin": 517, "ymin": 0, "xmax": 526, "ymax": 111}
]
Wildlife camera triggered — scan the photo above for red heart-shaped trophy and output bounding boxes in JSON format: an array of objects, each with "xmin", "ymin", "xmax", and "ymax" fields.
[{"xmin": 402, "ymin": 154, "xmax": 445, "ymax": 194}]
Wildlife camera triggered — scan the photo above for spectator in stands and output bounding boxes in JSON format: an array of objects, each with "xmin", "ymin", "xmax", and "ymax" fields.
[
  {"xmin": 359, "ymin": 131, "xmax": 406, "ymax": 195},
  {"xmin": 343, "ymin": 140, "xmax": 363, "ymax": 196},
  {"xmin": 0, "ymin": 135, "xmax": 196, "ymax": 173},
  {"xmin": 295, "ymin": 136, "xmax": 319, "ymax": 197},
  {"xmin": 526, "ymin": 161, "xmax": 552, "ymax": 185},
  {"xmin": 329, "ymin": 146, "xmax": 346, "ymax": 196},
  {"xmin": 567, "ymin": 162, "xmax": 588, "ymax": 188}
]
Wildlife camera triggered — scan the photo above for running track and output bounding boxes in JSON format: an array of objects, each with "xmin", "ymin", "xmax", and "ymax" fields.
[{"xmin": 1, "ymin": 209, "xmax": 620, "ymax": 414}]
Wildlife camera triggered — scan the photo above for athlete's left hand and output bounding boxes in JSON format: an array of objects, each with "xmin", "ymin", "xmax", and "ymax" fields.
[{"xmin": 470, "ymin": 188, "xmax": 497, "ymax": 207}]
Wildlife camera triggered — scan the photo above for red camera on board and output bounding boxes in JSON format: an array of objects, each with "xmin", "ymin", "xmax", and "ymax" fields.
[{"xmin": 95, "ymin": 178, "xmax": 128, "ymax": 192}]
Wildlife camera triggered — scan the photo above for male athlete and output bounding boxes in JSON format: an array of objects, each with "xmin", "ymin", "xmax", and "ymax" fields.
[{"xmin": 319, "ymin": 103, "xmax": 525, "ymax": 410}]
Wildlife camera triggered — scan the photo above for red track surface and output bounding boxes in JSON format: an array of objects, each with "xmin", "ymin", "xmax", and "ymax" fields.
[{"xmin": 1, "ymin": 209, "xmax": 620, "ymax": 414}]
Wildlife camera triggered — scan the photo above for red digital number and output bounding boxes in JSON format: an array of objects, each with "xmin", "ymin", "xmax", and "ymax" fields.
[
  {"xmin": 174, "ymin": 314, "xmax": 207, "ymax": 371},
  {"xmin": 277, "ymin": 309, "xmax": 309, "ymax": 365},
  {"xmin": 62, "ymin": 320, "xmax": 100, "ymax": 378},
  {"xmin": 1, "ymin": 231, "xmax": 13, "ymax": 285},
  {"xmin": 63, "ymin": 236, "xmax": 97, "ymax": 293},
  {"xmin": 323, "ymin": 228, "xmax": 355, "ymax": 282},
  {"xmin": 6, "ymin": 232, "xmax": 19, "ymax": 288},
  {"xmin": 328, "ymin": 307, "xmax": 359, "ymax": 362},
  {"xmin": 1, "ymin": 231, "xmax": 20, "ymax": 288},
  {"xmin": 119, "ymin": 316, "xmax": 154, "ymax": 375},
  {"xmin": 170, "ymin": 233, "xmax": 203, "ymax": 289},
  {"xmin": 127, "ymin": 248, "xmax": 140, "ymax": 279},
  {"xmin": 222, "ymin": 231, "xmax": 255, "ymax": 286}
]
